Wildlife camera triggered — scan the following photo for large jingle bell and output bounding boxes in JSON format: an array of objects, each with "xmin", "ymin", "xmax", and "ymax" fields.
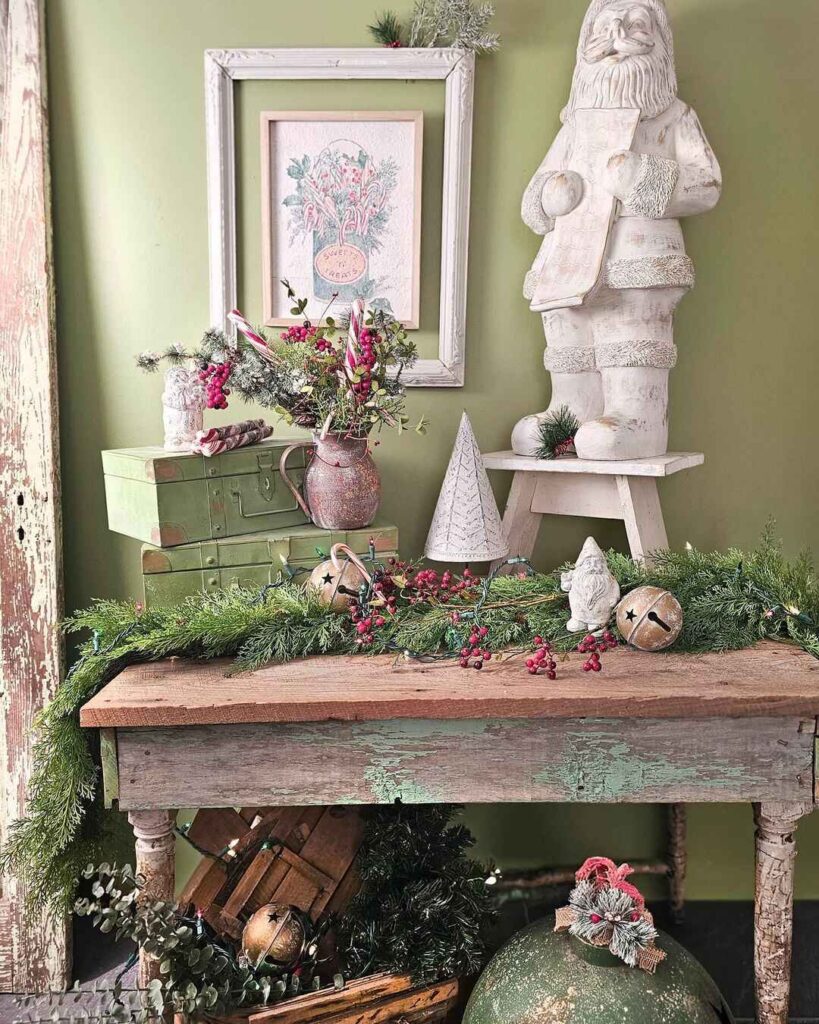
[
  {"xmin": 308, "ymin": 542, "xmax": 371, "ymax": 612},
  {"xmin": 241, "ymin": 902, "xmax": 306, "ymax": 968},
  {"xmin": 463, "ymin": 918, "xmax": 734, "ymax": 1024},
  {"xmin": 616, "ymin": 586, "xmax": 683, "ymax": 651}
]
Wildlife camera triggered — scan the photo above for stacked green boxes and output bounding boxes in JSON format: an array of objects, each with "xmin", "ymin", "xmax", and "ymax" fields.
[
  {"xmin": 101, "ymin": 441, "xmax": 399, "ymax": 608},
  {"xmin": 101, "ymin": 440, "xmax": 309, "ymax": 546},
  {"xmin": 140, "ymin": 522, "xmax": 399, "ymax": 607}
]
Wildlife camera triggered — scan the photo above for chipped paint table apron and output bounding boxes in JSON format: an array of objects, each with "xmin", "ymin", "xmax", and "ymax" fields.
[{"xmin": 80, "ymin": 640, "xmax": 819, "ymax": 1024}]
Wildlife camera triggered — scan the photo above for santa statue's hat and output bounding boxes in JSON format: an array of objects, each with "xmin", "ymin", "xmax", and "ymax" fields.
[
  {"xmin": 575, "ymin": 0, "xmax": 675, "ymax": 67},
  {"xmin": 576, "ymin": 536, "xmax": 607, "ymax": 565}
]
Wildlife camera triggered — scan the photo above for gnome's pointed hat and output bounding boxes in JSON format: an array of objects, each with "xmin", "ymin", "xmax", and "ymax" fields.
[
  {"xmin": 576, "ymin": 536, "xmax": 607, "ymax": 565},
  {"xmin": 424, "ymin": 413, "xmax": 509, "ymax": 563}
]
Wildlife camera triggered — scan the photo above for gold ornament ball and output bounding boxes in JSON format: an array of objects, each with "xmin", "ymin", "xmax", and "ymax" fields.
[
  {"xmin": 242, "ymin": 903, "xmax": 305, "ymax": 967},
  {"xmin": 616, "ymin": 586, "xmax": 683, "ymax": 652},
  {"xmin": 309, "ymin": 557, "xmax": 368, "ymax": 611}
]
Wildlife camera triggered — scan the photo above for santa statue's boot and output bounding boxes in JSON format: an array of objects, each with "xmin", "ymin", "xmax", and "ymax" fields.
[
  {"xmin": 574, "ymin": 351, "xmax": 675, "ymax": 461},
  {"xmin": 512, "ymin": 309, "xmax": 603, "ymax": 456}
]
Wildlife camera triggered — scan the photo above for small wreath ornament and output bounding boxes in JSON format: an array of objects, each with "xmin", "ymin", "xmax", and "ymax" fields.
[{"xmin": 616, "ymin": 586, "xmax": 683, "ymax": 651}]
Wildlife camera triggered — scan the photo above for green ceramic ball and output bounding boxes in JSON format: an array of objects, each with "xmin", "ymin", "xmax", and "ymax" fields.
[{"xmin": 464, "ymin": 916, "xmax": 735, "ymax": 1024}]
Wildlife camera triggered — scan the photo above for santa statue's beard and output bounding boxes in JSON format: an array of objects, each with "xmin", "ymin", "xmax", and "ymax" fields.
[
  {"xmin": 576, "ymin": 566, "xmax": 609, "ymax": 607},
  {"xmin": 565, "ymin": 49, "xmax": 677, "ymax": 120}
]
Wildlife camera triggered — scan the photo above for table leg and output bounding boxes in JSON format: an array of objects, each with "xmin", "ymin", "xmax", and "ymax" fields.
[
  {"xmin": 753, "ymin": 800, "xmax": 812, "ymax": 1024},
  {"xmin": 667, "ymin": 803, "xmax": 687, "ymax": 919},
  {"xmin": 129, "ymin": 809, "xmax": 176, "ymax": 986}
]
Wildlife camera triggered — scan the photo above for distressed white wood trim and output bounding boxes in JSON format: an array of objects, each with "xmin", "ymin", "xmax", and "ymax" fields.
[
  {"xmin": 204, "ymin": 48, "xmax": 474, "ymax": 387},
  {"xmin": 0, "ymin": 0, "xmax": 69, "ymax": 991}
]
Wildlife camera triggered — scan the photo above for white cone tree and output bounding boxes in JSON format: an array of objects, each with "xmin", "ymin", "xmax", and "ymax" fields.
[{"xmin": 425, "ymin": 412, "xmax": 509, "ymax": 563}]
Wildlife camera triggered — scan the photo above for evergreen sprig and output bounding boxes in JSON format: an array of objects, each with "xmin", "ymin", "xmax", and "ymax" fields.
[
  {"xmin": 535, "ymin": 405, "xmax": 580, "ymax": 460},
  {"xmin": 368, "ymin": 11, "xmax": 404, "ymax": 46},
  {"xmin": 17, "ymin": 863, "xmax": 316, "ymax": 1024},
  {"xmin": 2, "ymin": 529, "xmax": 818, "ymax": 912},
  {"xmin": 339, "ymin": 806, "xmax": 495, "ymax": 981}
]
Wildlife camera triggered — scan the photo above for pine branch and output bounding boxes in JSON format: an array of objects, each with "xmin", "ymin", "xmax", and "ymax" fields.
[
  {"xmin": 368, "ymin": 11, "xmax": 403, "ymax": 46},
  {"xmin": 535, "ymin": 405, "xmax": 579, "ymax": 460}
]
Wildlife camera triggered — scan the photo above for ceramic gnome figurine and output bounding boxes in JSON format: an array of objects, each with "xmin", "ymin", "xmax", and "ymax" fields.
[
  {"xmin": 561, "ymin": 537, "xmax": 620, "ymax": 632},
  {"xmin": 512, "ymin": 0, "xmax": 721, "ymax": 460}
]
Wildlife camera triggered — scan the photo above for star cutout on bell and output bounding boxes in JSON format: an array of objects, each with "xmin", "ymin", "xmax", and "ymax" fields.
[
  {"xmin": 625, "ymin": 609, "xmax": 637, "ymax": 621},
  {"xmin": 321, "ymin": 572, "xmax": 334, "ymax": 585}
]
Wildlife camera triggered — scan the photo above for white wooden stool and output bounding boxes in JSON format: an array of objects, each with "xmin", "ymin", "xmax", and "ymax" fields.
[{"xmin": 483, "ymin": 450, "xmax": 704, "ymax": 565}]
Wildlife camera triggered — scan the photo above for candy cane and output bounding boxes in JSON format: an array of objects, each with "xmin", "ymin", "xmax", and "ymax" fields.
[
  {"xmin": 227, "ymin": 310, "xmax": 274, "ymax": 362},
  {"xmin": 344, "ymin": 297, "xmax": 365, "ymax": 380}
]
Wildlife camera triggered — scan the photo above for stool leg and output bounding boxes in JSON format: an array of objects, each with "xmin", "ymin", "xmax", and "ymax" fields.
[
  {"xmin": 493, "ymin": 471, "xmax": 542, "ymax": 572},
  {"xmin": 129, "ymin": 809, "xmax": 176, "ymax": 986},
  {"xmin": 615, "ymin": 476, "xmax": 668, "ymax": 562},
  {"xmin": 667, "ymin": 802, "xmax": 687, "ymax": 920}
]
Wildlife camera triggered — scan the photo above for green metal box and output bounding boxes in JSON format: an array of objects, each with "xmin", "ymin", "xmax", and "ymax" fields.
[
  {"xmin": 101, "ymin": 440, "xmax": 309, "ymax": 547},
  {"xmin": 140, "ymin": 521, "xmax": 399, "ymax": 607}
]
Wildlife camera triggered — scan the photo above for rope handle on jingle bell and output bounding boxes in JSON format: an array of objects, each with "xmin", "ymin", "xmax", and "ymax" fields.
[{"xmin": 330, "ymin": 543, "xmax": 373, "ymax": 584}]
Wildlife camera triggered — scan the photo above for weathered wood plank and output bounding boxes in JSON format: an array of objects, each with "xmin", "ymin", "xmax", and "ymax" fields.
[
  {"xmin": 99, "ymin": 728, "xmax": 119, "ymax": 808},
  {"xmin": 0, "ymin": 0, "xmax": 69, "ymax": 991},
  {"xmin": 115, "ymin": 716, "xmax": 815, "ymax": 810},
  {"xmin": 483, "ymin": 450, "xmax": 704, "ymax": 477},
  {"xmin": 80, "ymin": 642, "xmax": 819, "ymax": 728},
  {"xmin": 247, "ymin": 974, "xmax": 416, "ymax": 1024}
]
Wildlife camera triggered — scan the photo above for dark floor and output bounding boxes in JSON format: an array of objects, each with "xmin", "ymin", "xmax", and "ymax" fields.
[{"xmin": 3, "ymin": 899, "xmax": 818, "ymax": 1022}]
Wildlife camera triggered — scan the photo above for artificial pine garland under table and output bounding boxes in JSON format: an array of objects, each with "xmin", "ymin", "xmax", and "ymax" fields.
[{"xmin": 2, "ymin": 530, "xmax": 819, "ymax": 915}]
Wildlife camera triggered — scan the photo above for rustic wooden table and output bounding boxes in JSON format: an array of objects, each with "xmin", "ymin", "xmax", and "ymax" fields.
[{"xmin": 80, "ymin": 641, "xmax": 819, "ymax": 1024}]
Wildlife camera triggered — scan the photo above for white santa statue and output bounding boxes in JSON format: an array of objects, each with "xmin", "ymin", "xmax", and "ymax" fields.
[{"xmin": 512, "ymin": 0, "xmax": 721, "ymax": 460}]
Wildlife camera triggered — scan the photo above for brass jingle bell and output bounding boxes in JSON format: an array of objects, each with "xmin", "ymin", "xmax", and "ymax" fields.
[
  {"xmin": 616, "ymin": 586, "xmax": 683, "ymax": 652},
  {"xmin": 241, "ymin": 902, "xmax": 306, "ymax": 968},
  {"xmin": 308, "ymin": 542, "xmax": 372, "ymax": 612}
]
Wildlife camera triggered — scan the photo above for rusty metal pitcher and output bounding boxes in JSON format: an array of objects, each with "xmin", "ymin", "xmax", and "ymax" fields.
[{"xmin": 279, "ymin": 433, "xmax": 381, "ymax": 530}]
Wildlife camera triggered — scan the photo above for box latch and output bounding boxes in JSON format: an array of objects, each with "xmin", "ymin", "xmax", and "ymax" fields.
[{"xmin": 256, "ymin": 452, "xmax": 277, "ymax": 503}]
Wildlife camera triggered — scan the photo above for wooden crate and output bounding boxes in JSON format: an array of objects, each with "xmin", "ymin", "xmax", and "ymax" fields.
[
  {"xmin": 211, "ymin": 973, "xmax": 460, "ymax": 1024},
  {"xmin": 177, "ymin": 805, "xmax": 365, "ymax": 941}
]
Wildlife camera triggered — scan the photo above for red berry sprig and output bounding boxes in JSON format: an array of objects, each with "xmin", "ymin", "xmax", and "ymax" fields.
[
  {"xmin": 576, "ymin": 630, "xmax": 618, "ymax": 672},
  {"xmin": 199, "ymin": 361, "xmax": 232, "ymax": 410},
  {"xmin": 459, "ymin": 625, "xmax": 490, "ymax": 670},
  {"xmin": 348, "ymin": 598, "xmax": 387, "ymax": 648},
  {"xmin": 525, "ymin": 636, "xmax": 557, "ymax": 679}
]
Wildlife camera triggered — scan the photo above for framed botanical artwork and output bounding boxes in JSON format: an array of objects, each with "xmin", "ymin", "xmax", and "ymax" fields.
[
  {"xmin": 261, "ymin": 111, "xmax": 423, "ymax": 329},
  {"xmin": 205, "ymin": 48, "xmax": 475, "ymax": 386}
]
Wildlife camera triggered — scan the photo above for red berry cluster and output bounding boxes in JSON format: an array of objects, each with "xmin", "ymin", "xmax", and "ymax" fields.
[
  {"xmin": 525, "ymin": 636, "xmax": 557, "ymax": 678},
  {"xmin": 577, "ymin": 630, "xmax": 618, "ymax": 672},
  {"xmin": 405, "ymin": 566, "xmax": 479, "ymax": 605},
  {"xmin": 351, "ymin": 328, "xmax": 379, "ymax": 403},
  {"xmin": 459, "ymin": 625, "xmax": 490, "ymax": 670},
  {"xmin": 199, "ymin": 362, "xmax": 232, "ymax": 410},
  {"xmin": 348, "ymin": 599, "xmax": 387, "ymax": 647},
  {"xmin": 280, "ymin": 323, "xmax": 332, "ymax": 353}
]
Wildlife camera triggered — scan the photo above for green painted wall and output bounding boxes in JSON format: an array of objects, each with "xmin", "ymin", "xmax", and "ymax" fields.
[{"xmin": 46, "ymin": 0, "xmax": 819, "ymax": 900}]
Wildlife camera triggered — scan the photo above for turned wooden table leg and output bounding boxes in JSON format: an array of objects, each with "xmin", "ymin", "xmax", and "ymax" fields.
[
  {"xmin": 753, "ymin": 800, "xmax": 812, "ymax": 1024},
  {"xmin": 667, "ymin": 802, "xmax": 687, "ymax": 919},
  {"xmin": 129, "ymin": 809, "xmax": 176, "ymax": 986}
]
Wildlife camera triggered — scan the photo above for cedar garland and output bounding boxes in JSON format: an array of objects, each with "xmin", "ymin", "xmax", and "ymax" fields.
[{"xmin": 1, "ymin": 528, "xmax": 818, "ymax": 911}]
